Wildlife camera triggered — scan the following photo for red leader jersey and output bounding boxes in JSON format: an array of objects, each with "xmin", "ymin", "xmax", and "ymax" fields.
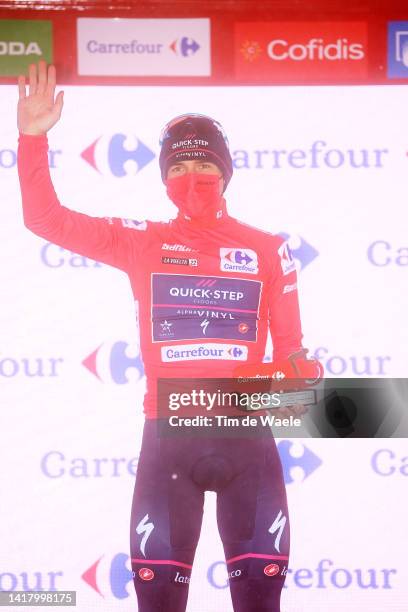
[{"xmin": 18, "ymin": 134, "xmax": 304, "ymax": 417}]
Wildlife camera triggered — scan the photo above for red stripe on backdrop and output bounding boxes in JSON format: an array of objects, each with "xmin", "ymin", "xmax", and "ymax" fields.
[{"xmin": 2, "ymin": 0, "xmax": 408, "ymax": 86}]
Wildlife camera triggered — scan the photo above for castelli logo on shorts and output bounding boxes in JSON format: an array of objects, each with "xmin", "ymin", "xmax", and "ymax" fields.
[
  {"xmin": 264, "ymin": 563, "xmax": 280, "ymax": 577},
  {"xmin": 139, "ymin": 568, "xmax": 154, "ymax": 581}
]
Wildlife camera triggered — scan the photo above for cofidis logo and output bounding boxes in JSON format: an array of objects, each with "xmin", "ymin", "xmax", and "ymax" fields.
[
  {"xmin": 387, "ymin": 22, "xmax": 408, "ymax": 78},
  {"xmin": 235, "ymin": 22, "xmax": 367, "ymax": 82}
]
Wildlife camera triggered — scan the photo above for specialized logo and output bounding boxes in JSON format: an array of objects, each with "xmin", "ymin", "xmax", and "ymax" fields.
[
  {"xmin": 264, "ymin": 563, "xmax": 280, "ymax": 577},
  {"xmin": 277, "ymin": 440, "xmax": 322, "ymax": 484},
  {"xmin": 152, "ymin": 274, "xmax": 261, "ymax": 342},
  {"xmin": 136, "ymin": 514, "xmax": 154, "ymax": 558},
  {"xmin": 82, "ymin": 341, "xmax": 144, "ymax": 384},
  {"xmin": 388, "ymin": 22, "xmax": 408, "ymax": 78},
  {"xmin": 161, "ymin": 343, "xmax": 248, "ymax": 362},
  {"xmin": 278, "ymin": 233, "xmax": 319, "ymax": 271},
  {"xmin": 283, "ymin": 282, "xmax": 297, "ymax": 294},
  {"xmin": 201, "ymin": 319, "xmax": 210, "ymax": 335},
  {"xmin": 278, "ymin": 241, "xmax": 296, "ymax": 276},
  {"xmin": 235, "ymin": 22, "xmax": 367, "ymax": 82},
  {"xmin": 268, "ymin": 510, "xmax": 287, "ymax": 553},
  {"xmin": 220, "ymin": 248, "xmax": 258, "ymax": 274},
  {"xmin": 138, "ymin": 568, "xmax": 154, "ymax": 581},
  {"xmin": 170, "ymin": 37, "xmax": 200, "ymax": 57},
  {"xmin": 81, "ymin": 134, "xmax": 155, "ymax": 176}
]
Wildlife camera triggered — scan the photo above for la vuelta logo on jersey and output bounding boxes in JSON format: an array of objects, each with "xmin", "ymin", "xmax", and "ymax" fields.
[{"xmin": 220, "ymin": 248, "xmax": 258, "ymax": 274}]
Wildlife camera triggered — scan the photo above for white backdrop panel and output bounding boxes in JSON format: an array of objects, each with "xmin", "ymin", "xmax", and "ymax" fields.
[{"xmin": 1, "ymin": 84, "xmax": 407, "ymax": 612}]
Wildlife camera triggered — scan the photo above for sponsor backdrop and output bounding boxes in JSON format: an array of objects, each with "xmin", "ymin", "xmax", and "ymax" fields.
[
  {"xmin": 1, "ymin": 80, "xmax": 407, "ymax": 612},
  {"xmin": 1, "ymin": 14, "xmax": 408, "ymax": 85}
]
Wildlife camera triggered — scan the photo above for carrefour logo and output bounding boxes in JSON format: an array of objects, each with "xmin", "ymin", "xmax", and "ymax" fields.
[
  {"xmin": 82, "ymin": 554, "xmax": 132, "ymax": 599},
  {"xmin": 208, "ymin": 559, "xmax": 397, "ymax": 590},
  {"xmin": 161, "ymin": 343, "xmax": 248, "ymax": 362},
  {"xmin": 41, "ymin": 451, "xmax": 139, "ymax": 479},
  {"xmin": 278, "ymin": 233, "xmax": 319, "ymax": 271},
  {"xmin": 277, "ymin": 440, "xmax": 322, "ymax": 484},
  {"xmin": 371, "ymin": 448, "xmax": 408, "ymax": 476},
  {"xmin": 170, "ymin": 37, "xmax": 200, "ymax": 56},
  {"xmin": 0, "ymin": 568, "xmax": 64, "ymax": 592},
  {"xmin": 81, "ymin": 134, "xmax": 155, "ymax": 176},
  {"xmin": 82, "ymin": 342, "xmax": 144, "ymax": 384},
  {"xmin": 0, "ymin": 354, "xmax": 63, "ymax": 378},
  {"xmin": 0, "ymin": 140, "xmax": 392, "ymax": 173},
  {"xmin": 313, "ymin": 346, "xmax": 391, "ymax": 376},
  {"xmin": 367, "ymin": 240, "xmax": 408, "ymax": 267},
  {"xmin": 232, "ymin": 141, "xmax": 388, "ymax": 170},
  {"xmin": 77, "ymin": 18, "xmax": 210, "ymax": 77},
  {"xmin": 220, "ymin": 248, "xmax": 258, "ymax": 274}
]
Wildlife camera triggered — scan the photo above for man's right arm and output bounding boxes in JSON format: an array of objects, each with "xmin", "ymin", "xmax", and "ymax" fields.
[
  {"xmin": 17, "ymin": 60, "xmax": 144, "ymax": 271},
  {"xmin": 18, "ymin": 132, "xmax": 137, "ymax": 271}
]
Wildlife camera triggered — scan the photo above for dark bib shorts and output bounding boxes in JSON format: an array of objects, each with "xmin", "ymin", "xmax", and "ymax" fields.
[{"xmin": 130, "ymin": 420, "xmax": 290, "ymax": 612}]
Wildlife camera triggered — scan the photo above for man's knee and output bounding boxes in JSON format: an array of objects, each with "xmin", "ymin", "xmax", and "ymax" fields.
[
  {"xmin": 227, "ymin": 558, "xmax": 287, "ymax": 612},
  {"xmin": 132, "ymin": 563, "xmax": 191, "ymax": 612}
]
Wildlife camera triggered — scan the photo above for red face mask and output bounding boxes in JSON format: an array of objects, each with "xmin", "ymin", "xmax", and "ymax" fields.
[{"xmin": 165, "ymin": 173, "xmax": 223, "ymax": 221}]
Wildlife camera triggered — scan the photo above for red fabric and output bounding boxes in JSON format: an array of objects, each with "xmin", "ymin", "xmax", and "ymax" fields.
[
  {"xmin": 18, "ymin": 133, "xmax": 304, "ymax": 417},
  {"xmin": 165, "ymin": 172, "xmax": 224, "ymax": 223}
]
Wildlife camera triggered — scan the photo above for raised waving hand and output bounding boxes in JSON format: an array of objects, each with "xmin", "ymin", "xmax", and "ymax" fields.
[{"xmin": 17, "ymin": 60, "xmax": 64, "ymax": 136}]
